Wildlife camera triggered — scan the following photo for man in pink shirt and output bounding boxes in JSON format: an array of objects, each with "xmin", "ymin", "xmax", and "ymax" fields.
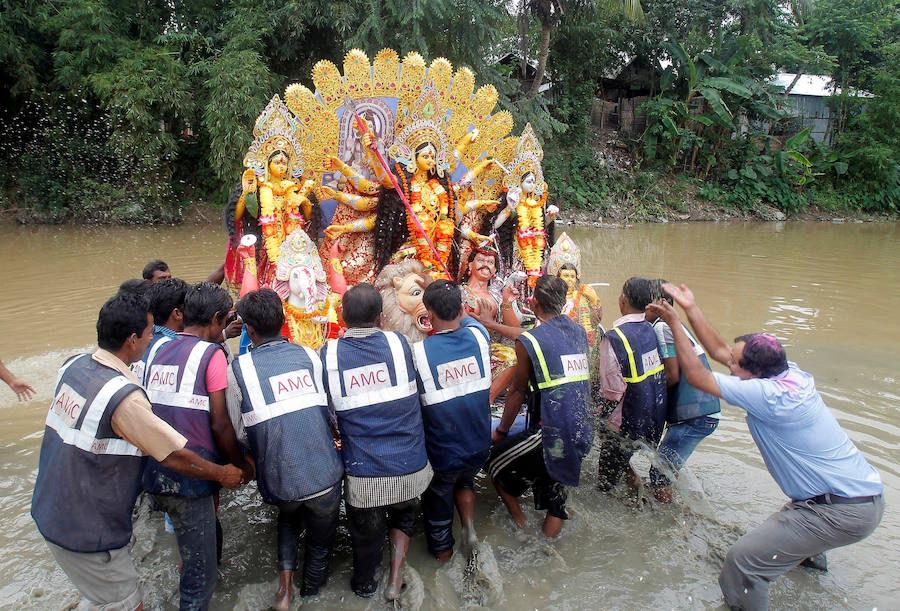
[{"xmin": 143, "ymin": 282, "xmax": 252, "ymax": 610}]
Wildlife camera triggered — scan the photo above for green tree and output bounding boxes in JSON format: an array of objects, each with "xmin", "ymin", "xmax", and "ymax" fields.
[{"xmin": 522, "ymin": 0, "xmax": 645, "ymax": 99}]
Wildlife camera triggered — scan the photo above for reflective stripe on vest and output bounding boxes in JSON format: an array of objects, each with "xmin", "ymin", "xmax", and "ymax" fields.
[
  {"xmin": 413, "ymin": 326, "xmax": 491, "ymax": 405},
  {"xmin": 519, "ymin": 331, "xmax": 590, "ymax": 390},
  {"xmin": 611, "ymin": 326, "xmax": 664, "ymax": 383},
  {"xmin": 237, "ymin": 344, "xmax": 327, "ymax": 427},
  {"xmin": 45, "ymin": 356, "xmax": 142, "ymax": 457},
  {"xmin": 136, "ymin": 335, "xmax": 173, "ymax": 386},
  {"xmin": 324, "ymin": 332, "xmax": 417, "ymax": 411},
  {"xmin": 145, "ymin": 340, "xmax": 211, "ymax": 411}
]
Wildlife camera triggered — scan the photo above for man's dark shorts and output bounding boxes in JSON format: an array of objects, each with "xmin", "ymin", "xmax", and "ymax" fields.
[{"xmin": 485, "ymin": 428, "xmax": 568, "ymax": 520}]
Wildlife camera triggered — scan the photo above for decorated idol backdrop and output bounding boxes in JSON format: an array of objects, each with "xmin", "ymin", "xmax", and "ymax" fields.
[{"xmin": 222, "ymin": 49, "xmax": 576, "ymax": 351}]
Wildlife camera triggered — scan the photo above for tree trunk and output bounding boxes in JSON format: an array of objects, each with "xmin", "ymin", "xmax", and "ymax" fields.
[
  {"xmin": 785, "ymin": 72, "xmax": 803, "ymax": 95},
  {"xmin": 518, "ymin": 0, "xmax": 530, "ymax": 80},
  {"xmin": 526, "ymin": 21, "xmax": 552, "ymax": 99}
]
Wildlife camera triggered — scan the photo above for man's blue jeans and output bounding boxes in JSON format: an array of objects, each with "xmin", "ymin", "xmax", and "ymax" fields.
[
  {"xmin": 152, "ymin": 494, "xmax": 217, "ymax": 611},
  {"xmin": 649, "ymin": 415, "xmax": 719, "ymax": 487}
]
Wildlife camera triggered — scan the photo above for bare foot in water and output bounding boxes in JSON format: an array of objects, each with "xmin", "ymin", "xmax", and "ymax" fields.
[
  {"xmin": 542, "ymin": 513, "xmax": 563, "ymax": 538},
  {"xmin": 626, "ymin": 467, "xmax": 644, "ymax": 498},
  {"xmin": 461, "ymin": 524, "xmax": 478, "ymax": 549},
  {"xmin": 385, "ymin": 529, "xmax": 410, "ymax": 601},
  {"xmin": 494, "ymin": 480, "xmax": 526, "ymax": 527},
  {"xmin": 654, "ymin": 485, "xmax": 673, "ymax": 504},
  {"xmin": 273, "ymin": 570, "xmax": 293, "ymax": 611}
]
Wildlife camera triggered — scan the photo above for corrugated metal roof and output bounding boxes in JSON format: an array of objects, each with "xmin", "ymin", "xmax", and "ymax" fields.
[{"xmin": 772, "ymin": 73, "xmax": 873, "ymax": 98}]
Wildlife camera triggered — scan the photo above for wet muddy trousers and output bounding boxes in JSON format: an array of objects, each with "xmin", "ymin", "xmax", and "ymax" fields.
[
  {"xmin": 421, "ymin": 467, "xmax": 479, "ymax": 555},
  {"xmin": 595, "ymin": 427, "xmax": 634, "ymax": 491},
  {"xmin": 345, "ymin": 499, "xmax": 418, "ymax": 593},
  {"xmin": 276, "ymin": 485, "xmax": 341, "ymax": 595},
  {"xmin": 151, "ymin": 494, "xmax": 217, "ymax": 611}
]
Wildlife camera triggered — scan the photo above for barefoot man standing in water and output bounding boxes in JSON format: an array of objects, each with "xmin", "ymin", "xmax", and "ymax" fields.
[
  {"xmin": 321, "ymin": 284, "xmax": 432, "ymax": 601},
  {"xmin": 486, "ymin": 275, "xmax": 593, "ymax": 538},
  {"xmin": 647, "ymin": 284, "xmax": 884, "ymax": 611}
]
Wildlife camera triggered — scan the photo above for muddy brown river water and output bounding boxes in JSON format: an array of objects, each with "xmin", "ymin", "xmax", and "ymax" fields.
[{"xmin": 0, "ymin": 221, "xmax": 896, "ymax": 609}]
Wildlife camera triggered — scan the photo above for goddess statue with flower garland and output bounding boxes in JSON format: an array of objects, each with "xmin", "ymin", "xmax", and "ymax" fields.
[
  {"xmin": 223, "ymin": 95, "xmax": 321, "ymax": 296},
  {"xmin": 281, "ymin": 50, "xmax": 515, "ymax": 281},
  {"xmin": 481, "ymin": 124, "xmax": 558, "ymax": 287}
]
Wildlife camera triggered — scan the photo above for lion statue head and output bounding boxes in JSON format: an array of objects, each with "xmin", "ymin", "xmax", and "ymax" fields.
[{"xmin": 374, "ymin": 258, "xmax": 433, "ymax": 342}]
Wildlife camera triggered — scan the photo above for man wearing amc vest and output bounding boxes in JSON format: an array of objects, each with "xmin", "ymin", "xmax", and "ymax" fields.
[
  {"xmin": 321, "ymin": 283, "xmax": 432, "ymax": 601},
  {"xmin": 487, "ymin": 275, "xmax": 593, "ymax": 538},
  {"xmin": 31, "ymin": 293, "xmax": 242, "ymax": 611},
  {"xmin": 595, "ymin": 276, "xmax": 667, "ymax": 492},
  {"xmin": 227, "ymin": 289, "xmax": 343, "ymax": 610}
]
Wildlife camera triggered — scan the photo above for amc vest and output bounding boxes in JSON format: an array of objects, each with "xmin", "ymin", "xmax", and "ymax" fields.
[
  {"xmin": 607, "ymin": 321, "xmax": 667, "ymax": 443},
  {"xmin": 518, "ymin": 316, "xmax": 593, "ymax": 487},
  {"xmin": 652, "ymin": 320, "xmax": 721, "ymax": 424},
  {"xmin": 32, "ymin": 354, "xmax": 146, "ymax": 552},
  {"xmin": 131, "ymin": 332, "xmax": 173, "ymax": 386},
  {"xmin": 232, "ymin": 338, "xmax": 343, "ymax": 504},
  {"xmin": 142, "ymin": 334, "xmax": 221, "ymax": 497},
  {"xmin": 322, "ymin": 330, "xmax": 428, "ymax": 478},
  {"xmin": 412, "ymin": 320, "xmax": 491, "ymax": 472}
]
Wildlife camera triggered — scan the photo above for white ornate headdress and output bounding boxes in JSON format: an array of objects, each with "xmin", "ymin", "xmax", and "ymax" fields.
[
  {"xmin": 388, "ymin": 85, "xmax": 450, "ymax": 177},
  {"xmin": 502, "ymin": 123, "xmax": 546, "ymax": 197},
  {"xmin": 243, "ymin": 95, "xmax": 305, "ymax": 180},
  {"xmin": 546, "ymin": 232, "xmax": 581, "ymax": 277},
  {"xmin": 275, "ymin": 228, "xmax": 326, "ymax": 284}
]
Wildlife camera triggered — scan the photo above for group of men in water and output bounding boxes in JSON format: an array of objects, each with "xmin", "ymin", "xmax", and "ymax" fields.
[{"xmin": 27, "ymin": 258, "xmax": 884, "ymax": 611}]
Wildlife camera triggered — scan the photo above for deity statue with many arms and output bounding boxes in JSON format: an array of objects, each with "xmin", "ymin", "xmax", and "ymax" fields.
[
  {"xmin": 224, "ymin": 95, "xmax": 321, "ymax": 296},
  {"xmin": 481, "ymin": 124, "xmax": 559, "ymax": 288},
  {"xmin": 281, "ymin": 49, "xmax": 514, "ymax": 282}
]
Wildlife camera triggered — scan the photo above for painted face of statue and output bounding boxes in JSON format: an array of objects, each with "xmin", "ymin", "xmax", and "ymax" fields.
[
  {"xmin": 415, "ymin": 144, "xmax": 437, "ymax": 173},
  {"xmin": 469, "ymin": 252, "xmax": 497, "ymax": 282},
  {"xmin": 268, "ymin": 152, "xmax": 289, "ymax": 180},
  {"xmin": 521, "ymin": 172, "xmax": 536, "ymax": 195},
  {"xmin": 559, "ymin": 269, "xmax": 578, "ymax": 292},
  {"xmin": 394, "ymin": 273, "xmax": 431, "ymax": 332},
  {"xmin": 288, "ymin": 265, "xmax": 316, "ymax": 307}
]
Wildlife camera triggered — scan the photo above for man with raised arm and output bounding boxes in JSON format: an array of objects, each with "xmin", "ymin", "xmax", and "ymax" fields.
[
  {"xmin": 31, "ymin": 292, "xmax": 242, "ymax": 611},
  {"xmin": 646, "ymin": 284, "xmax": 884, "ymax": 611}
]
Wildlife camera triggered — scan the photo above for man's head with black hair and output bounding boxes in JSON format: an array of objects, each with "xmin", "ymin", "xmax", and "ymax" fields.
[
  {"xmin": 621, "ymin": 276, "xmax": 652, "ymax": 312},
  {"xmin": 236, "ymin": 289, "xmax": 285, "ymax": 339},
  {"xmin": 422, "ymin": 280, "xmax": 462, "ymax": 322},
  {"xmin": 148, "ymin": 278, "xmax": 188, "ymax": 328},
  {"xmin": 342, "ymin": 283, "xmax": 382, "ymax": 327},
  {"xmin": 97, "ymin": 293, "xmax": 152, "ymax": 360},
  {"xmin": 533, "ymin": 275, "xmax": 567, "ymax": 317},
  {"xmin": 733, "ymin": 334, "xmax": 789, "ymax": 379},
  {"xmin": 118, "ymin": 278, "xmax": 152, "ymax": 297},
  {"xmin": 142, "ymin": 260, "xmax": 171, "ymax": 282},
  {"xmin": 649, "ymin": 278, "xmax": 674, "ymax": 306},
  {"xmin": 182, "ymin": 282, "xmax": 233, "ymax": 328}
]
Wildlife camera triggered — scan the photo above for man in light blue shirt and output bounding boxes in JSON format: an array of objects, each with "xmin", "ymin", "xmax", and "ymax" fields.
[{"xmin": 647, "ymin": 284, "xmax": 883, "ymax": 611}]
